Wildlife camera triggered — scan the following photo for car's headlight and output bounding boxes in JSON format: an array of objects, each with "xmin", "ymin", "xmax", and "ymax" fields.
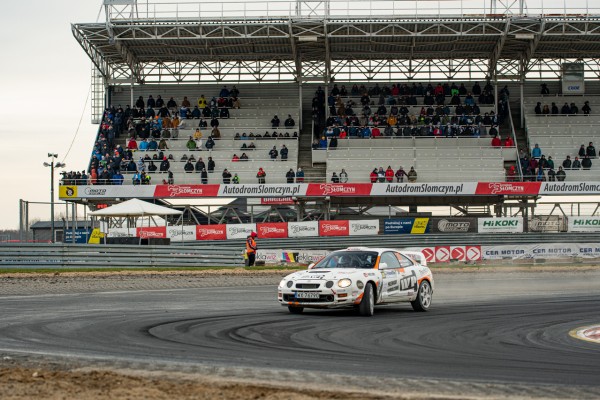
[
  {"xmin": 337, "ymin": 278, "xmax": 352, "ymax": 288},
  {"xmin": 287, "ymin": 280, "xmax": 293, "ymax": 288},
  {"xmin": 279, "ymin": 279, "xmax": 287, "ymax": 288}
]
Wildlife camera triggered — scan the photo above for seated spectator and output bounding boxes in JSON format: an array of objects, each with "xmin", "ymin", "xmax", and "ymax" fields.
[
  {"xmin": 563, "ymin": 155, "xmax": 572, "ymax": 169},
  {"xmin": 240, "ymin": 152, "xmax": 249, "ymax": 161},
  {"xmin": 331, "ymin": 172, "xmax": 340, "ymax": 183},
  {"xmin": 186, "ymin": 136, "xmax": 197, "ymax": 151},
  {"xmin": 139, "ymin": 139, "xmax": 149, "ymax": 151},
  {"xmin": 198, "ymin": 95, "xmax": 207, "ymax": 109},
  {"xmin": 269, "ymin": 146, "xmax": 278, "ymax": 160},
  {"xmin": 191, "ymin": 106, "xmax": 201, "ymax": 119},
  {"xmin": 370, "ymin": 168, "xmax": 378, "ymax": 183},
  {"xmin": 167, "ymin": 97, "xmax": 177, "ymax": 108},
  {"xmin": 312, "ymin": 139, "xmax": 319, "ymax": 150},
  {"xmin": 557, "ymin": 166, "xmax": 566, "ymax": 181},
  {"xmin": 504, "ymin": 136, "xmax": 514, "ymax": 147},
  {"xmin": 286, "ymin": 168, "xmax": 295, "ymax": 183},
  {"xmin": 181, "ymin": 96, "xmax": 191, "ymax": 108},
  {"xmin": 572, "ymin": 156, "xmax": 582, "ymax": 170},
  {"xmin": 491, "ymin": 135, "xmax": 502, "ymax": 147},
  {"xmin": 211, "ymin": 126, "xmax": 221, "ymax": 138},
  {"xmin": 205, "ymin": 136, "xmax": 215, "ymax": 150},
  {"xmin": 257, "ymin": 168, "xmax": 266, "ymax": 184},
  {"xmin": 395, "ymin": 166, "xmax": 407, "ymax": 182},
  {"xmin": 195, "ymin": 157, "xmax": 205, "ymax": 172},
  {"xmin": 339, "ymin": 169, "xmax": 348, "ymax": 183},
  {"xmin": 582, "ymin": 155, "xmax": 592, "ymax": 170},
  {"xmin": 148, "ymin": 138, "xmax": 158, "ymax": 151},
  {"xmin": 158, "ymin": 138, "xmax": 169, "ymax": 150},
  {"xmin": 546, "ymin": 156, "xmax": 555, "ymax": 170},
  {"xmin": 582, "ymin": 101, "xmax": 591, "ymax": 115},
  {"xmin": 329, "ymin": 136, "xmax": 338, "ymax": 149},
  {"xmin": 561, "ymin": 102, "xmax": 571, "ymax": 114},
  {"xmin": 284, "ymin": 115, "xmax": 295, "ymax": 128},
  {"xmin": 506, "ymin": 165, "xmax": 517, "ymax": 181},
  {"xmin": 184, "ymin": 159, "xmax": 194, "ymax": 173},
  {"xmin": 531, "ymin": 143, "xmax": 542, "ymax": 159},
  {"xmin": 570, "ymin": 103, "xmax": 579, "ymax": 114},
  {"xmin": 180, "ymin": 154, "xmax": 188, "ymax": 162},
  {"xmin": 296, "ymin": 167, "xmax": 304, "ymax": 182},
  {"xmin": 132, "ymin": 171, "xmax": 141, "ymax": 185},
  {"xmin": 534, "ymin": 102, "xmax": 542, "ymax": 115},
  {"xmin": 231, "ymin": 154, "xmax": 239, "ymax": 162},
  {"xmin": 219, "ymin": 86, "xmax": 230, "ymax": 98},
  {"xmin": 222, "ymin": 169, "xmax": 232, "ymax": 184},
  {"xmin": 271, "ymin": 115, "xmax": 280, "ymax": 128},
  {"xmin": 385, "ymin": 166, "xmax": 394, "ymax": 182},
  {"xmin": 127, "ymin": 137, "xmax": 138, "ymax": 150},
  {"xmin": 547, "ymin": 167, "xmax": 556, "ymax": 181},
  {"xmin": 579, "ymin": 144, "xmax": 586, "ymax": 157},
  {"xmin": 407, "ymin": 167, "xmax": 417, "ymax": 182},
  {"xmin": 551, "ymin": 102, "xmax": 559, "ymax": 115},
  {"xmin": 587, "ymin": 142, "xmax": 596, "ymax": 158},
  {"xmin": 319, "ymin": 136, "xmax": 328, "ymax": 149},
  {"xmin": 280, "ymin": 145, "xmax": 289, "ymax": 160},
  {"xmin": 542, "ymin": 104, "xmax": 550, "ymax": 114}
]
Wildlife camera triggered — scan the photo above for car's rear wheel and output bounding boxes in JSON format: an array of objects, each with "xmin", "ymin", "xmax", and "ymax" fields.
[
  {"xmin": 288, "ymin": 306, "xmax": 304, "ymax": 314},
  {"xmin": 358, "ymin": 283, "xmax": 375, "ymax": 316},
  {"xmin": 411, "ymin": 280, "xmax": 432, "ymax": 312}
]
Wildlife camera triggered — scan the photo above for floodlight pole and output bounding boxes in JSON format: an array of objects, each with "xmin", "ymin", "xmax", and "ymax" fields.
[{"xmin": 44, "ymin": 154, "xmax": 65, "ymax": 243}]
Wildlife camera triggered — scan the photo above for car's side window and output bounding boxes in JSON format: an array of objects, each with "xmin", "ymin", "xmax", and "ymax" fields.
[
  {"xmin": 380, "ymin": 252, "xmax": 401, "ymax": 269},
  {"xmin": 396, "ymin": 253, "xmax": 415, "ymax": 268}
]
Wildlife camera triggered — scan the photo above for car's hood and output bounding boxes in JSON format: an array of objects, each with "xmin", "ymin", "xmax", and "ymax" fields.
[{"xmin": 285, "ymin": 268, "xmax": 373, "ymax": 281}]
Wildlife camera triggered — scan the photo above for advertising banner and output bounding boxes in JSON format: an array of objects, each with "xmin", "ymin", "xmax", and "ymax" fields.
[
  {"xmin": 261, "ymin": 197, "xmax": 295, "ymax": 205},
  {"xmin": 568, "ymin": 217, "xmax": 600, "ymax": 232},
  {"xmin": 59, "ymin": 185, "xmax": 155, "ymax": 199},
  {"xmin": 562, "ymin": 62, "xmax": 585, "ymax": 94},
  {"xmin": 481, "ymin": 243, "xmax": 600, "ymax": 259},
  {"xmin": 319, "ymin": 220, "xmax": 350, "ymax": 236},
  {"xmin": 219, "ymin": 184, "xmax": 306, "ymax": 197},
  {"xmin": 528, "ymin": 216, "xmax": 565, "ymax": 233},
  {"xmin": 63, "ymin": 229, "xmax": 92, "ymax": 244},
  {"xmin": 288, "ymin": 221, "xmax": 319, "ymax": 238},
  {"xmin": 257, "ymin": 222, "xmax": 288, "ymax": 238},
  {"xmin": 154, "ymin": 184, "xmax": 220, "ymax": 198},
  {"xmin": 539, "ymin": 182, "xmax": 600, "ymax": 195},
  {"xmin": 478, "ymin": 217, "xmax": 523, "ymax": 233},
  {"xmin": 196, "ymin": 224, "xmax": 227, "ymax": 240},
  {"xmin": 349, "ymin": 219, "xmax": 380, "ymax": 236},
  {"xmin": 256, "ymin": 249, "xmax": 329, "ymax": 265},
  {"xmin": 405, "ymin": 245, "xmax": 481, "ymax": 262},
  {"xmin": 383, "ymin": 218, "xmax": 431, "ymax": 234},
  {"xmin": 226, "ymin": 223, "xmax": 257, "ymax": 239},
  {"xmin": 306, "ymin": 183, "xmax": 372, "ymax": 197},
  {"xmin": 370, "ymin": 182, "xmax": 476, "ymax": 196},
  {"xmin": 475, "ymin": 182, "xmax": 541, "ymax": 196},
  {"xmin": 167, "ymin": 225, "xmax": 197, "ymax": 242},
  {"xmin": 105, "ymin": 227, "xmax": 136, "ymax": 237},
  {"xmin": 136, "ymin": 226, "xmax": 167, "ymax": 239},
  {"xmin": 431, "ymin": 217, "xmax": 478, "ymax": 233}
]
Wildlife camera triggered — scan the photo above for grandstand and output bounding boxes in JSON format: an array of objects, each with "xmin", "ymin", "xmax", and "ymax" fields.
[{"xmin": 65, "ymin": 0, "xmax": 600, "ymax": 220}]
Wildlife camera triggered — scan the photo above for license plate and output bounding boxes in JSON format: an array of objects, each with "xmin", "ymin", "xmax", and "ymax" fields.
[{"xmin": 295, "ymin": 292, "xmax": 320, "ymax": 299}]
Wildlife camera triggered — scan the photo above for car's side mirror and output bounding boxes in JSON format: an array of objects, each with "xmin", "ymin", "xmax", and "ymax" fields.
[{"xmin": 378, "ymin": 262, "xmax": 388, "ymax": 269}]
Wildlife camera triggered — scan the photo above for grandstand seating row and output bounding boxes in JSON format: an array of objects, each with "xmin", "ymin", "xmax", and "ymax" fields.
[{"xmin": 129, "ymin": 138, "xmax": 299, "ymax": 151}]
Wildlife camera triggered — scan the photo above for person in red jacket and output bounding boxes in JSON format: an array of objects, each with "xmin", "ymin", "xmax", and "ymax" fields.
[
  {"xmin": 491, "ymin": 135, "xmax": 502, "ymax": 147},
  {"xmin": 504, "ymin": 136, "xmax": 514, "ymax": 147},
  {"xmin": 370, "ymin": 168, "xmax": 378, "ymax": 183},
  {"xmin": 127, "ymin": 137, "xmax": 138, "ymax": 150},
  {"xmin": 246, "ymin": 231, "xmax": 257, "ymax": 267},
  {"xmin": 385, "ymin": 166, "xmax": 394, "ymax": 182}
]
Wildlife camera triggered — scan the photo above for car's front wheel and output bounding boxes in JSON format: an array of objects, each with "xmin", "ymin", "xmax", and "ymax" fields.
[
  {"xmin": 288, "ymin": 306, "xmax": 304, "ymax": 314},
  {"xmin": 411, "ymin": 280, "xmax": 432, "ymax": 312},
  {"xmin": 358, "ymin": 282, "xmax": 375, "ymax": 316}
]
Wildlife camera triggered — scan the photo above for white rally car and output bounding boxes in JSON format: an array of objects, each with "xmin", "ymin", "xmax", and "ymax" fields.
[{"xmin": 278, "ymin": 247, "xmax": 434, "ymax": 316}]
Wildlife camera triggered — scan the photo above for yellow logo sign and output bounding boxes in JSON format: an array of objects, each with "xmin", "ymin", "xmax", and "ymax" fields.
[
  {"xmin": 88, "ymin": 228, "xmax": 105, "ymax": 244},
  {"xmin": 411, "ymin": 218, "xmax": 430, "ymax": 234},
  {"xmin": 59, "ymin": 186, "xmax": 77, "ymax": 198}
]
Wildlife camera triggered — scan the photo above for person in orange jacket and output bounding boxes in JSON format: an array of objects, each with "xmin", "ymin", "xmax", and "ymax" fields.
[{"xmin": 246, "ymin": 231, "xmax": 258, "ymax": 266}]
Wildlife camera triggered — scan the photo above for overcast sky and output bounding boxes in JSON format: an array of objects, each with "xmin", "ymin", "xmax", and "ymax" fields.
[{"xmin": 0, "ymin": 2, "xmax": 102, "ymax": 229}]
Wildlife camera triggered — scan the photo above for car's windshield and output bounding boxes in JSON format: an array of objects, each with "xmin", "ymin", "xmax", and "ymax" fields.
[{"xmin": 313, "ymin": 251, "xmax": 378, "ymax": 269}]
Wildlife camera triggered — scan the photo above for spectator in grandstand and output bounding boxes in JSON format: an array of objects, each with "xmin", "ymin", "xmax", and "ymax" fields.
[
  {"xmin": 506, "ymin": 165, "xmax": 517, "ymax": 181},
  {"xmin": 207, "ymin": 157, "xmax": 215, "ymax": 173},
  {"xmin": 240, "ymin": 153, "xmax": 249, "ymax": 161},
  {"xmin": 582, "ymin": 155, "xmax": 593, "ymax": 170},
  {"xmin": 198, "ymin": 95, "xmax": 207, "ymax": 109},
  {"xmin": 138, "ymin": 138, "xmax": 149, "ymax": 151},
  {"xmin": 582, "ymin": 101, "xmax": 591, "ymax": 115},
  {"xmin": 195, "ymin": 157, "xmax": 205, "ymax": 172},
  {"xmin": 536, "ymin": 167, "xmax": 545, "ymax": 181},
  {"xmin": 295, "ymin": 167, "xmax": 304, "ymax": 183},
  {"xmin": 319, "ymin": 136, "xmax": 328, "ymax": 149},
  {"xmin": 168, "ymin": 170, "xmax": 175, "ymax": 184},
  {"xmin": 155, "ymin": 95, "xmax": 164, "ymax": 108},
  {"xmin": 562, "ymin": 155, "xmax": 572, "ymax": 169},
  {"xmin": 561, "ymin": 102, "xmax": 571, "ymax": 114},
  {"xmin": 166, "ymin": 97, "xmax": 177, "ymax": 108},
  {"xmin": 271, "ymin": 115, "xmax": 280, "ymax": 128},
  {"xmin": 542, "ymin": 104, "xmax": 550, "ymax": 114},
  {"xmin": 504, "ymin": 136, "xmax": 515, "ymax": 147},
  {"xmin": 286, "ymin": 168, "xmax": 295, "ymax": 183},
  {"xmin": 556, "ymin": 166, "xmax": 566, "ymax": 181},
  {"xmin": 135, "ymin": 96, "xmax": 145, "ymax": 109},
  {"xmin": 370, "ymin": 168, "xmax": 378, "ymax": 183},
  {"xmin": 185, "ymin": 136, "xmax": 196, "ymax": 151},
  {"xmin": 285, "ymin": 115, "xmax": 295, "ymax": 128},
  {"xmin": 158, "ymin": 156, "xmax": 169, "ymax": 173},
  {"xmin": 531, "ymin": 143, "xmax": 542, "ymax": 159},
  {"xmin": 385, "ymin": 166, "xmax": 394, "ymax": 182},
  {"xmin": 551, "ymin": 102, "xmax": 559, "ymax": 115},
  {"xmin": 570, "ymin": 103, "xmax": 579, "ymax": 114},
  {"xmin": 279, "ymin": 145, "xmax": 289, "ymax": 161},
  {"xmin": 377, "ymin": 167, "xmax": 385, "ymax": 183},
  {"xmin": 200, "ymin": 168, "xmax": 208, "ymax": 184},
  {"xmin": 184, "ymin": 159, "xmax": 194, "ymax": 173},
  {"xmin": 329, "ymin": 136, "xmax": 338, "ymax": 149},
  {"xmin": 339, "ymin": 169, "xmax": 348, "ymax": 183},
  {"xmin": 127, "ymin": 137, "xmax": 138, "ymax": 150},
  {"xmin": 112, "ymin": 170, "xmax": 124, "ymax": 185},
  {"xmin": 205, "ymin": 136, "xmax": 215, "ymax": 150},
  {"xmin": 132, "ymin": 171, "xmax": 141, "ymax": 185},
  {"xmin": 182, "ymin": 96, "xmax": 191, "ymax": 108},
  {"xmin": 269, "ymin": 146, "xmax": 278, "ymax": 161},
  {"xmin": 148, "ymin": 138, "xmax": 158, "ymax": 151},
  {"xmin": 491, "ymin": 135, "xmax": 502, "ymax": 148},
  {"xmin": 395, "ymin": 166, "xmax": 407, "ymax": 183},
  {"xmin": 158, "ymin": 138, "xmax": 169, "ymax": 150},
  {"xmin": 547, "ymin": 167, "xmax": 556, "ymax": 181},
  {"xmin": 331, "ymin": 172, "xmax": 340, "ymax": 183},
  {"xmin": 147, "ymin": 160, "xmax": 157, "ymax": 173},
  {"xmin": 572, "ymin": 156, "xmax": 582, "ymax": 170},
  {"xmin": 257, "ymin": 167, "xmax": 266, "ymax": 184},
  {"xmin": 219, "ymin": 86, "xmax": 230, "ymax": 98},
  {"xmin": 578, "ymin": 144, "xmax": 586, "ymax": 157},
  {"xmin": 587, "ymin": 142, "xmax": 596, "ymax": 158},
  {"xmin": 222, "ymin": 169, "xmax": 232, "ymax": 184},
  {"xmin": 541, "ymin": 83, "xmax": 550, "ymax": 95},
  {"xmin": 407, "ymin": 167, "xmax": 417, "ymax": 183}
]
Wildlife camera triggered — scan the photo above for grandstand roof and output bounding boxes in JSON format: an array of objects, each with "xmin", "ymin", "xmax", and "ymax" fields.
[{"xmin": 72, "ymin": 1, "xmax": 600, "ymax": 83}]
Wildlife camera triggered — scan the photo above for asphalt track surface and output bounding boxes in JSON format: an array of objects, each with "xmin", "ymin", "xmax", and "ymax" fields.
[{"xmin": 1, "ymin": 270, "xmax": 600, "ymax": 398}]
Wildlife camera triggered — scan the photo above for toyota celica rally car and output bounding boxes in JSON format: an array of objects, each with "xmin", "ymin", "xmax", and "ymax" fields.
[{"xmin": 278, "ymin": 247, "xmax": 434, "ymax": 316}]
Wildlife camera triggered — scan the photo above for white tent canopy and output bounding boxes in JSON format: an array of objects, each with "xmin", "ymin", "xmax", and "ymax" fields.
[{"xmin": 89, "ymin": 198, "xmax": 182, "ymax": 217}]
